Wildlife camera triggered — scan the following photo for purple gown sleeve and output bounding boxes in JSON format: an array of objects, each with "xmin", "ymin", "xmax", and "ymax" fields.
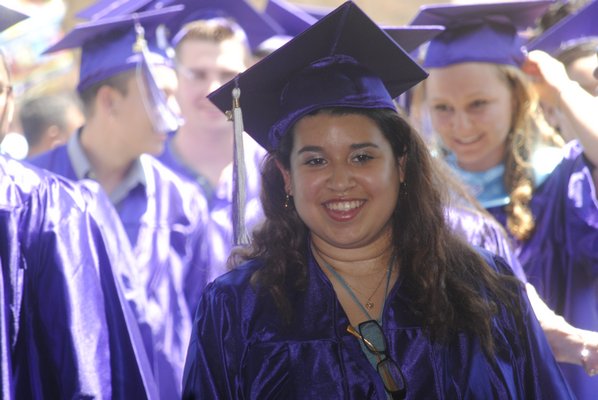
[
  {"xmin": 0, "ymin": 156, "xmax": 156, "ymax": 399},
  {"xmin": 487, "ymin": 254, "xmax": 574, "ymax": 399}
]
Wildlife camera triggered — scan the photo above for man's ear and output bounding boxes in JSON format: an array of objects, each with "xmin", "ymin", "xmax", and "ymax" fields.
[
  {"xmin": 275, "ymin": 159, "xmax": 293, "ymax": 196},
  {"xmin": 96, "ymin": 86, "xmax": 120, "ymax": 117}
]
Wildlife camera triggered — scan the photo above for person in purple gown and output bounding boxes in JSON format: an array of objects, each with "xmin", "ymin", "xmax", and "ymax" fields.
[
  {"xmin": 529, "ymin": 0, "xmax": 598, "ymax": 97},
  {"xmin": 182, "ymin": 3, "xmax": 574, "ymax": 399},
  {"xmin": 411, "ymin": 1, "xmax": 598, "ymax": 398},
  {"xmin": 157, "ymin": 0, "xmax": 286, "ymax": 278},
  {"xmin": 28, "ymin": 7, "xmax": 212, "ymax": 399},
  {"xmin": 0, "ymin": 5, "xmax": 156, "ymax": 399}
]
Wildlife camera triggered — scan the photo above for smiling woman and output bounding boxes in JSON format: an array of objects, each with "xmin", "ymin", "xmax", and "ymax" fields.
[
  {"xmin": 412, "ymin": 1, "xmax": 598, "ymax": 398},
  {"xmin": 281, "ymin": 111, "xmax": 401, "ymax": 252},
  {"xmin": 181, "ymin": 2, "xmax": 574, "ymax": 399}
]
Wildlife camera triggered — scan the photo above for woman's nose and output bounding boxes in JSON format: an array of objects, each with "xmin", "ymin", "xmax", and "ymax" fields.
[{"xmin": 327, "ymin": 163, "xmax": 355, "ymax": 192}]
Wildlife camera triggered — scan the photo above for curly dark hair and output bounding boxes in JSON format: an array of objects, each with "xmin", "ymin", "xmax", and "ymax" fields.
[{"xmin": 233, "ymin": 107, "xmax": 522, "ymax": 355}]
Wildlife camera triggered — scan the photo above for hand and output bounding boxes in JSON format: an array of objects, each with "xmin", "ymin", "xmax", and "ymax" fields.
[
  {"xmin": 521, "ymin": 50, "xmax": 576, "ymax": 107},
  {"xmin": 580, "ymin": 331, "xmax": 598, "ymax": 376}
]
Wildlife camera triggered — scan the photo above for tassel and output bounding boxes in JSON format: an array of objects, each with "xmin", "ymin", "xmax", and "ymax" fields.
[{"xmin": 231, "ymin": 81, "xmax": 250, "ymax": 246}]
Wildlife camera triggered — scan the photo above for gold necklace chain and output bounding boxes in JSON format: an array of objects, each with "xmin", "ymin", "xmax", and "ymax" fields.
[{"xmin": 344, "ymin": 268, "xmax": 390, "ymax": 311}]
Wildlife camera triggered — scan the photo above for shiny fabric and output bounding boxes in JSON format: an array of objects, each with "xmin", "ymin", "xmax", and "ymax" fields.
[
  {"xmin": 423, "ymin": 23, "xmax": 526, "ymax": 68},
  {"xmin": 207, "ymin": 2, "xmax": 428, "ymax": 151},
  {"xmin": 269, "ymin": 55, "xmax": 396, "ymax": 149},
  {"xmin": 446, "ymin": 205, "xmax": 526, "ymax": 283},
  {"xmin": 447, "ymin": 145, "xmax": 563, "ymax": 209},
  {"xmin": 42, "ymin": 7, "xmax": 183, "ymax": 93},
  {"xmin": 158, "ymin": 133, "xmax": 266, "ymax": 282},
  {"xmin": 410, "ymin": 1, "xmax": 552, "ymax": 68},
  {"xmin": 484, "ymin": 140, "xmax": 598, "ymax": 400},
  {"xmin": 182, "ymin": 245, "xmax": 573, "ymax": 399},
  {"xmin": 30, "ymin": 144, "xmax": 212, "ymax": 399},
  {"xmin": 0, "ymin": 155, "xmax": 155, "ymax": 399}
]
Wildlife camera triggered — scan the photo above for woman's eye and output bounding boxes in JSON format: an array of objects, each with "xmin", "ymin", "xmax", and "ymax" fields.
[
  {"xmin": 305, "ymin": 157, "xmax": 326, "ymax": 166},
  {"xmin": 470, "ymin": 99, "xmax": 488, "ymax": 109},
  {"xmin": 353, "ymin": 153, "xmax": 373, "ymax": 163}
]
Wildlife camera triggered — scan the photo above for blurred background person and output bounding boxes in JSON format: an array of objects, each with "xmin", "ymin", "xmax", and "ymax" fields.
[
  {"xmin": 19, "ymin": 90, "xmax": 84, "ymax": 157},
  {"xmin": 158, "ymin": 0, "xmax": 283, "ymax": 279},
  {"xmin": 29, "ymin": 7, "xmax": 212, "ymax": 398},
  {"xmin": 526, "ymin": 0, "xmax": 598, "ymax": 143},
  {"xmin": 531, "ymin": 0, "xmax": 597, "ymax": 96},
  {"xmin": 0, "ymin": 6, "xmax": 157, "ymax": 398},
  {"xmin": 411, "ymin": 1, "xmax": 598, "ymax": 397}
]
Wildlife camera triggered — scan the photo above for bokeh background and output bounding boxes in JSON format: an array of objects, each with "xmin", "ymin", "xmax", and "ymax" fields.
[{"xmin": 4, "ymin": 0, "xmax": 456, "ymax": 100}]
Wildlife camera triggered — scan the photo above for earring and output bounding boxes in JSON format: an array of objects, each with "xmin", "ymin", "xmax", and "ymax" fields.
[
  {"xmin": 284, "ymin": 194, "xmax": 291, "ymax": 209},
  {"xmin": 400, "ymin": 181, "xmax": 407, "ymax": 199}
]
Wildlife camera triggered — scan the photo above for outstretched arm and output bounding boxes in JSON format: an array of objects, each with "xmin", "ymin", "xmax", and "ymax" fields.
[
  {"xmin": 526, "ymin": 283, "xmax": 598, "ymax": 376},
  {"xmin": 523, "ymin": 50, "xmax": 598, "ymax": 189}
]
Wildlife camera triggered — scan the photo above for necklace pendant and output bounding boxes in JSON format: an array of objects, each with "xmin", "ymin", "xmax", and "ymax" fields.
[{"xmin": 365, "ymin": 301, "xmax": 374, "ymax": 311}]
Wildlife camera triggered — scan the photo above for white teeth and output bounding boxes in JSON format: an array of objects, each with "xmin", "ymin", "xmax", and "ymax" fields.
[
  {"xmin": 457, "ymin": 135, "xmax": 481, "ymax": 144},
  {"xmin": 326, "ymin": 201, "xmax": 362, "ymax": 211}
]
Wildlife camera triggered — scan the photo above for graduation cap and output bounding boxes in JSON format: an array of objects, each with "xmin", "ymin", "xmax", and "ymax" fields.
[
  {"xmin": 44, "ymin": 6, "xmax": 184, "ymax": 133},
  {"xmin": 208, "ymin": 0, "xmax": 428, "ymax": 151},
  {"xmin": 383, "ymin": 25, "xmax": 445, "ymax": 54},
  {"xmin": 166, "ymin": 0, "xmax": 284, "ymax": 52},
  {"xmin": 264, "ymin": 0, "xmax": 318, "ymax": 37},
  {"xmin": 255, "ymin": 0, "xmax": 318, "ymax": 56},
  {"xmin": 0, "ymin": 4, "xmax": 28, "ymax": 33},
  {"xmin": 526, "ymin": 0, "xmax": 598, "ymax": 57},
  {"xmin": 209, "ymin": 1, "xmax": 427, "ymax": 245},
  {"xmin": 410, "ymin": 0, "xmax": 553, "ymax": 68},
  {"xmin": 296, "ymin": 3, "xmax": 333, "ymax": 21},
  {"xmin": 44, "ymin": 6, "xmax": 182, "ymax": 91},
  {"xmin": 382, "ymin": 25, "xmax": 445, "ymax": 113},
  {"xmin": 76, "ymin": 0, "xmax": 173, "ymax": 20}
]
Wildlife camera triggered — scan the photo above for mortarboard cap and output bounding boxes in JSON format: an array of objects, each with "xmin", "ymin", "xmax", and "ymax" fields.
[
  {"xmin": 383, "ymin": 25, "xmax": 445, "ymax": 54},
  {"xmin": 45, "ymin": 7, "xmax": 184, "ymax": 133},
  {"xmin": 208, "ymin": 1, "xmax": 428, "ymax": 151},
  {"xmin": 0, "ymin": 4, "xmax": 28, "ymax": 33},
  {"xmin": 44, "ymin": 6, "xmax": 182, "ymax": 92},
  {"xmin": 526, "ymin": 0, "xmax": 598, "ymax": 57},
  {"xmin": 76, "ymin": 0, "xmax": 173, "ymax": 20},
  {"xmin": 167, "ymin": 0, "xmax": 283, "ymax": 52},
  {"xmin": 297, "ymin": 3, "xmax": 333, "ymax": 21},
  {"xmin": 264, "ymin": 0, "xmax": 318, "ymax": 37},
  {"xmin": 411, "ymin": 0, "xmax": 553, "ymax": 68},
  {"xmin": 255, "ymin": 0, "xmax": 317, "ymax": 56}
]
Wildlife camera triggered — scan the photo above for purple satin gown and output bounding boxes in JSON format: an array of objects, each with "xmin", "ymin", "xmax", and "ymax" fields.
[
  {"xmin": 158, "ymin": 133, "xmax": 266, "ymax": 281},
  {"xmin": 30, "ymin": 144, "xmax": 212, "ymax": 399},
  {"xmin": 182, "ymin": 244, "xmax": 573, "ymax": 399},
  {"xmin": 486, "ymin": 140, "xmax": 598, "ymax": 400},
  {"xmin": 0, "ymin": 155, "xmax": 156, "ymax": 399}
]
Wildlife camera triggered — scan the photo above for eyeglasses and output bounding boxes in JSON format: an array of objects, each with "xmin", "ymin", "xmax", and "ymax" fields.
[
  {"xmin": 175, "ymin": 63, "xmax": 239, "ymax": 85},
  {"xmin": 347, "ymin": 321, "xmax": 406, "ymax": 400}
]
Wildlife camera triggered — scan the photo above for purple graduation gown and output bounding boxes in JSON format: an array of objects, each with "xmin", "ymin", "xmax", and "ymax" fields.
[
  {"xmin": 182, "ymin": 246, "xmax": 573, "ymax": 399},
  {"xmin": 158, "ymin": 134, "xmax": 266, "ymax": 281},
  {"xmin": 447, "ymin": 205, "xmax": 527, "ymax": 282},
  {"xmin": 0, "ymin": 155, "xmax": 156, "ymax": 399},
  {"xmin": 487, "ymin": 140, "xmax": 598, "ymax": 400},
  {"xmin": 30, "ymin": 145, "xmax": 212, "ymax": 399}
]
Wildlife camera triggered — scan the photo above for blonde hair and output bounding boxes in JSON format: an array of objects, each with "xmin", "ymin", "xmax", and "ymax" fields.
[
  {"xmin": 495, "ymin": 64, "xmax": 563, "ymax": 241},
  {"xmin": 412, "ymin": 64, "xmax": 564, "ymax": 241}
]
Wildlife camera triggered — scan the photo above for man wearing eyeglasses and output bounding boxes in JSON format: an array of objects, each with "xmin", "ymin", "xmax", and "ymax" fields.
[{"xmin": 158, "ymin": 15, "xmax": 267, "ymax": 283}]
